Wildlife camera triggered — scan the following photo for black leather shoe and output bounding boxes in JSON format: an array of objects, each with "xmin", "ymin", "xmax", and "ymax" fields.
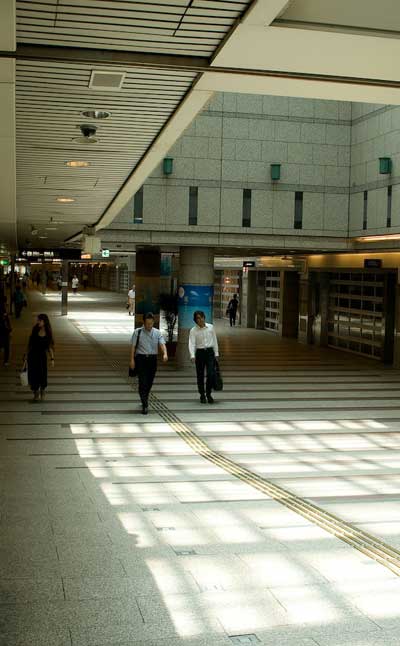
[
  {"xmin": 200, "ymin": 395, "xmax": 207, "ymax": 404},
  {"xmin": 207, "ymin": 395, "xmax": 214, "ymax": 404},
  {"xmin": 142, "ymin": 405, "xmax": 148, "ymax": 415}
]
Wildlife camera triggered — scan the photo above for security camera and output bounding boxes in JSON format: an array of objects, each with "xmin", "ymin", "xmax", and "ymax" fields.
[{"xmin": 80, "ymin": 123, "xmax": 97, "ymax": 138}]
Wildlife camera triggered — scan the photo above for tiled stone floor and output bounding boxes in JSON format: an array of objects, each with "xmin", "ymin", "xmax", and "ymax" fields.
[{"xmin": 2, "ymin": 288, "xmax": 400, "ymax": 645}]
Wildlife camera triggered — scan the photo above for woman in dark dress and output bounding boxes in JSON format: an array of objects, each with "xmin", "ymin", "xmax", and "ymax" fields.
[{"xmin": 27, "ymin": 314, "xmax": 55, "ymax": 401}]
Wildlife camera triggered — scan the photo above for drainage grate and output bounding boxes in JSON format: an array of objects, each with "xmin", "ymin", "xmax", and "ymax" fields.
[
  {"xmin": 229, "ymin": 636, "xmax": 260, "ymax": 645},
  {"xmin": 174, "ymin": 549, "xmax": 197, "ymax": 556},
  {"xmin": 141, "ymin": 507, "xmax": 160, "ymax": 512}
]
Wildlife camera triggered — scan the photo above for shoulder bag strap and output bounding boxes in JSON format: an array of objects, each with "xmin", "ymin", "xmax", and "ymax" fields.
[{"xmin": 134, "ymin": 328, "xmax": 142, "ymax": 357}]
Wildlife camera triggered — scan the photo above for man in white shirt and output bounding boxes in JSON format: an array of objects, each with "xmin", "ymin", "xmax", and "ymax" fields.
[
  {"xmin": 71, "ymin": 275, "xmax": 79, "ymax": 294},
  {"xmin": 188, "ymin": 310, "xmax": 219, "ymax": 404},
  {"xmin": 127, "ymin": 286, "xmax": 135, "ymax": 316},
  {"xmin": 130, "ymin": 312, "xmax": 168, "ymax": 414}
]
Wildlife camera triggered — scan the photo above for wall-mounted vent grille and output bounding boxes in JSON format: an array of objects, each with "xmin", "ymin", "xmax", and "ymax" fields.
[{"xmin": 89, "ymin": 70, "xmax": 125, "ymax": 90}]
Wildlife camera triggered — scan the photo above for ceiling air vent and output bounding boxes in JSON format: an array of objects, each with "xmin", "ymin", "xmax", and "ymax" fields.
[{"xmin": 89, "ymin": 70, "xmax": 125, "ymax": 90}]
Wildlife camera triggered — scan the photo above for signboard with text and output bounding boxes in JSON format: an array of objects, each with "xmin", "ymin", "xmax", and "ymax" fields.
[
  {"xmin": 364, "ymin": 259, "xmax": 382, "ymax": 269},
  {"xmin": 19, "ymin": 248, "xmax": 82, "ymax": 261}
]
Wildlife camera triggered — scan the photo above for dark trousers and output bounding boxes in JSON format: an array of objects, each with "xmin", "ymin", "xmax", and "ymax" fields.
[
  {"xmin": 0, "ymin": 335, "xmax": 10, "ymax": 363},
  {"xmin": 15, "ymin": 303, "xmax": 23, "ymax": 319},
  {"xmin": 195, "ymin": 348, "xmax": 215, "ymax": 396},
  {"xmin": 229, "ymin": 311, "xmax": 237, "ymax": 326},
  {"xmin": 135, "ymin": 354, "xmax": 157, "ymax": 406}
]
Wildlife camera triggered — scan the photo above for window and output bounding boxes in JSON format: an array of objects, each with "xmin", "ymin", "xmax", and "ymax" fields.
[
  {"xmin": 133, "ymin": 186, "xmax": 143, "ymax": 224},
  {"xmin": 242, "ymin": 189, "xmax": 251, "ymax": 227},
  {"xmin": 387, "ymin": 186, "xmax": 392, "ymax": 228},
  {"xmin": 189, "ymin": 186, "xmax": 198, "ymax": 225},
  {"xmin": 294, "ymin": 191, "xmax": 303, "ymax": 229},
  {"xmin": 363, "ymin": 190, "xmax": 368, "ymax": 230}
]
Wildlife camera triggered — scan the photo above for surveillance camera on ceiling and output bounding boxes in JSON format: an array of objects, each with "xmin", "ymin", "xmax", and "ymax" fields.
[{"xmin": 80, "ymin": 123, "xmax": 97, "ymax": 138}]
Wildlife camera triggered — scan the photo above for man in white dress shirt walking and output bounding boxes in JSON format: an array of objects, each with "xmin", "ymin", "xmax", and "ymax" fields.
[
  {"xmin": 188, "ymin": 310, "xmax": 219, "ymax": 404},
  {"xmin": 130, "ymin": 312, "xmax": 168, "ymax": 414}
]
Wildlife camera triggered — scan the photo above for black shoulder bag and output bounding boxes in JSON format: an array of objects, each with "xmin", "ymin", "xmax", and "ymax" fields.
[
  {"xmin": 128, "ymin": 328, "xmax": 142, "ymax": 377},
  {"xmin": 213, "ymin": 359, "xmax": 223, "ymax": 391}
]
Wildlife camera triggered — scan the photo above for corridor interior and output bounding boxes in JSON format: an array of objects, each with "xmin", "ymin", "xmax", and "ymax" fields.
[{"xmin": 2, "ymin": 288, "xmax": 400, "ymax": 646}]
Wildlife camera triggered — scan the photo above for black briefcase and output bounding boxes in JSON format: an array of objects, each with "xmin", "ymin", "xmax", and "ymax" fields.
[{"xmin": 213, "ymin": 359, "xmax": 223, "ymax": 391}]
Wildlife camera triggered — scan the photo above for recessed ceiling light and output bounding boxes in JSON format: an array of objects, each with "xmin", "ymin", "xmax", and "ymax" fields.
[
  {"xmin": 45, "ymin": 227, "xmax": 57, "ymax": 230},
  {"xmin": 65, "ymin": 160, "xmax": 90, "ymax": 168},
  {"xmin": 56, "ymin": 197, "xmax": 75, "ymax": 203},
  {"xmin": 39, "ymin": 236, "xmax": 47, "ymax": 239},
  {"xmin": 81, "ymin": 110, "xmax": 111, "ymax": 119},
  {"xmin": 71, "ymin": 136, "xmax": 98, "ymax": 145}
]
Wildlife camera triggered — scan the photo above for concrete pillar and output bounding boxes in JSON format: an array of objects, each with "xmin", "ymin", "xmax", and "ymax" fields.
[
  {"xmin": 61, "ymin": 260, "xmax": 69, "ymax": 316},
  {"xmin": 135, "ymin": 248, "xmax": 161, "ymax": 327},
  {"xmin": 176, "ymin": 247, "xmax": 214, "ymax": 367},
  {"xmin": 255, "ymin": 270, "xmax": 265, "ymax": 330},
  {"xmin": 241, "ymin": 268, "xmax": 256, "ymax": 328},
  {"xmin": 280, "ymin": 271, "xmax": 300, "ymax": 338},
  {"xmin": 127, "ymin": 255, "xmax": 135, "ymax": 292},
  {"xmin": 9, "ymin": 255, "xmax": 15, "ymax": 315},
  {"xmin": 298, "ymin": 273, "xmax": 313, "ymax": 344},
  {"xmin": 160, "ymin": 253, "xmax": 173, "ymax": 295}
]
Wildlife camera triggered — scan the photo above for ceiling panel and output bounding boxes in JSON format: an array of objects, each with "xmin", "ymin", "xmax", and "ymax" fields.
[
  {"xmin": 16, "ymin": 60, "xmax": 197, "ymax": 243},
  {"xmin": 16, "ymin": 0, "xmax": 249, "ymax": 56},
  {"xmin": 278, "ymin": 0, "xmax": 400, "ymax": 32},
  {"xmin": 15, "ymin": 0, "xmax": 253, "ymax": 247}
]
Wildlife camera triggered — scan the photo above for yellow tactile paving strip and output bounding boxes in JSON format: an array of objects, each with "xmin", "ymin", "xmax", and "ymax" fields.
[{"xmin": 78, "ymin": 319, "xmax": 400, "ymax": 579}]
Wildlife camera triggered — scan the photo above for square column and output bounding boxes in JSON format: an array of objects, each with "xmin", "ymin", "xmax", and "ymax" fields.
[
  {"xmin": 176, "ymin": 247, "xmax": 214, "ymax": 367},
  {"xmin": 135, "ymin": 248, "xmax": 161, "ymax": 327}
]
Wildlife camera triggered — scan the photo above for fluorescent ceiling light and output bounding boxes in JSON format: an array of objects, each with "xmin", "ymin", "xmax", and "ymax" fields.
[
  {"xmin": 356, "ymin": 234, "xmax": 400, "ymax": 242},
  {"xmin": 65, "ymin": 160, "xmax": 90, "ymax": 168},
  {"xmin": 56, "ymin": 197, "xmax": 75, "ymax": 203}
]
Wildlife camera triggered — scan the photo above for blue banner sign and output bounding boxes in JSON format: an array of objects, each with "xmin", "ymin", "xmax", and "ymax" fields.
[{"xmin": 178, "ymin": 284, "xmax": 213, "ymax": 328}]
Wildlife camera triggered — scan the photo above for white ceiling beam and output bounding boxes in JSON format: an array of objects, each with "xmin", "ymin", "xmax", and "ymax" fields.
[
  {"xmin": 0, "ymin": 0, "xmax": 15, "ymax": 52},
  {"xmin": 94, "ymin": 85, "xmax": 213, "ymax": 233},
  {"xmin": 212, "ymin": 25, "xmax": 400, "ymax": 83},
  {"xmin": 237, "ymin": 0, "xmax": 293, "ymax": 26},
  {"xmin": 197, "ymin": 70, "xmax": 400, "ymax": 106},
  {"xmin": 0, "ymin": 0, "xmax": 16, "ymax": 252}
]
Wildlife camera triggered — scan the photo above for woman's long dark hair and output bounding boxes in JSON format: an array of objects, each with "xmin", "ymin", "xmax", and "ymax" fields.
[{"xmin": 29, "ymin": 313, "xmax": 54, "ymax": 349}]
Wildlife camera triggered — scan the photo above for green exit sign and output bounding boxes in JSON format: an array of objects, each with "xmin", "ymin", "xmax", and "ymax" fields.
[{"xmin": 0, "ymin": 259, "xmax": 9, "ymax": 266}]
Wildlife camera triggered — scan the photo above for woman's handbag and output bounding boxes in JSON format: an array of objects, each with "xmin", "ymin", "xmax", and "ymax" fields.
[
  {"xmin": 213, "ymin": 359, "xmax": 223, "ymax": 391},
  {"xmin": 128, "ymin": 328, "xmax": 142, "ymax": 377},
  {"xmin": 20, "ymin": 361, "xmax": 28, "ymax": 387}
]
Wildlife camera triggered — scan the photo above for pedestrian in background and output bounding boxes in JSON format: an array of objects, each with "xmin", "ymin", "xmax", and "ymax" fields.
[
  {"xmin": 0, "ymin": 299, "xmax": 12, "ymax": 366},
  {"xmin": 26, "ymin": 313, "xmax": 55, "ymax": 402},
  {"xmin": 72, "ymin": 275, "xmax": 79, "ymax": 294},
  {"xmin": 189, "ymin": 310, "xmax": 219, "ymax": 404},
  {"xmin": 129, "ymin": 312, "xmax": 168, "ymax": 415},
  {"xmin": 82, "ymin": 272, "xmax": 89, "ymax": 290},
  {"xmin": 127, "ymin": 286, "xmax": 135, "ymax": 316},
  {"xmin": 14, "ymin": 284, "xmax": 25, "ymax": 319},
  {"xmin": 226, "ymin": 294, "xmax": 239, "ymax": 327}
]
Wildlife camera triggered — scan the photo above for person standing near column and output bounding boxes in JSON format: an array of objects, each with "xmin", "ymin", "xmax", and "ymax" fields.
[
  {"xmin": 26, "ymin": 313, "xmax": 55, "ymax": 402},
  {"xmin": 127, "ymin": 285, "xmax": 135, "ymax": 316},
  {"xmin": 189, "ymin": 310, "xmax": 219, "ymax": 404},
  {"xmin": 129, "ymin": 312, "xmax": 168, "ymax": 415},
  {"xmin": 226, "ymin": 294, "xmax": 239, "ymax": 327},
  {"xmin": 0, "ymin": 298, "xmax": 12, "ymax": 366},
  {"xmin": 71, "ymin": 275, "xmax": 79, "ymax": 294}
]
